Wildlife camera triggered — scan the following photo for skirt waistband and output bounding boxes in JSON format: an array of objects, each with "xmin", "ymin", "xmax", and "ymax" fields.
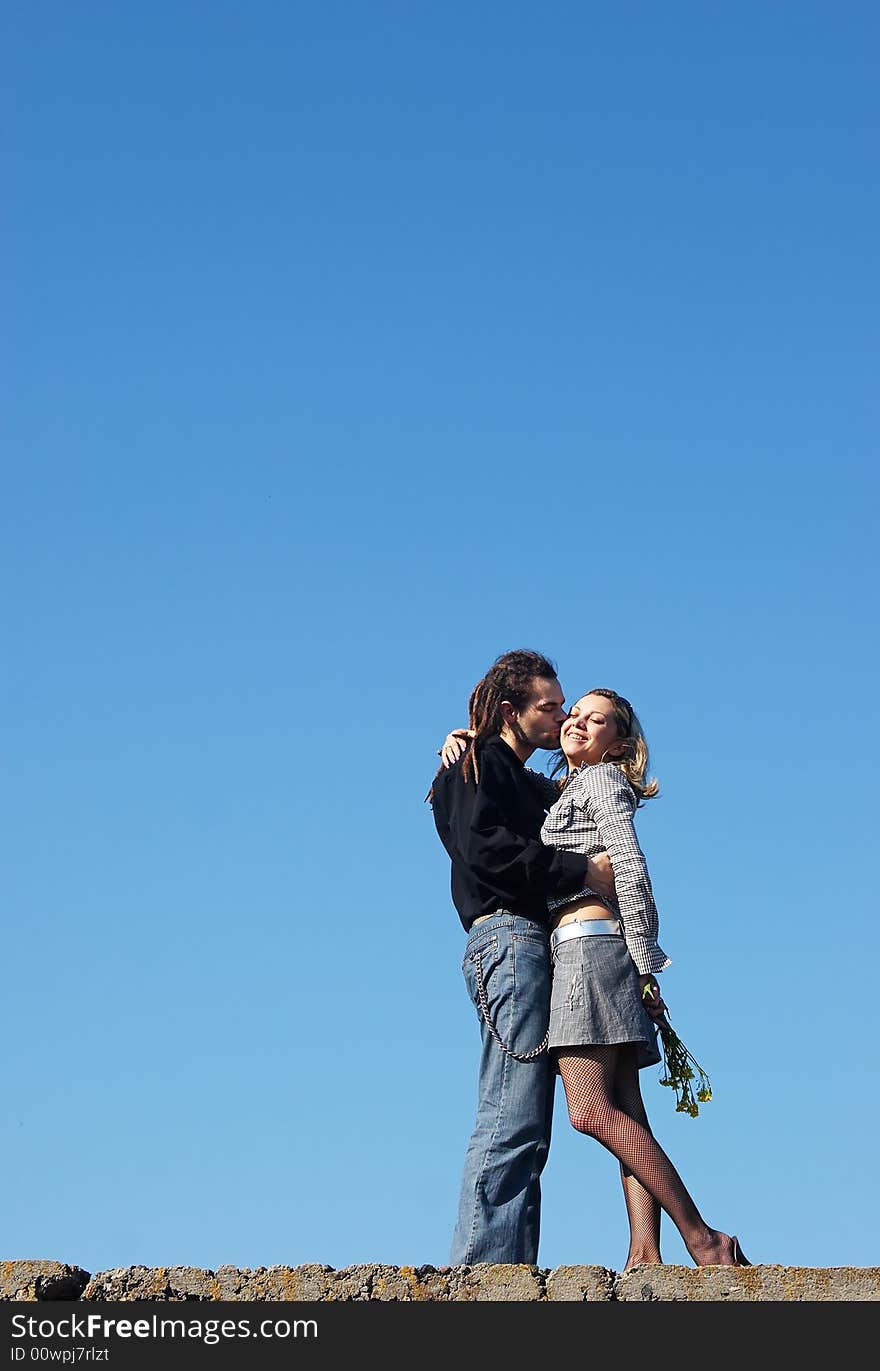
[{"xmin": 550, "ymin": 918, "xmax": 621, "ymax": 949}]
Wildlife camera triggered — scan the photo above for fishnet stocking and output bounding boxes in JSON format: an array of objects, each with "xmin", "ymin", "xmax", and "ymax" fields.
[
  {"xmin": 612, "ymin": 1053, "xmax": 662, "ymax": 1268},
  {"xmin": 556, "ymin": 1045, "xmax": 738, "ymax": 1266}
]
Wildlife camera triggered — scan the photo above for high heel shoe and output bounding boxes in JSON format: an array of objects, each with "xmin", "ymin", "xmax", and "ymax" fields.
[{"xmin": 731, "ymin": 1236, "xmax": 751, "ymax": 1266}]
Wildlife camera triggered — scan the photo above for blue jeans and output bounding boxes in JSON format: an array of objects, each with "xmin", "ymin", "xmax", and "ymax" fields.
[{"xmin": 450, "ymin": 914, "xmax": 555, "ymax": 1265}]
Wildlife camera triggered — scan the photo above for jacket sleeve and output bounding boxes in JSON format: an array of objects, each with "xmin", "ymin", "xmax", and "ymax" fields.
[
  {"xmin": 524, "ymin": 767, "xmax": 563, "ymax": 809},
  {"xmin": 575, "ymin": 766, "xmax": 671, "ymax": 976},
  {"xmin": 448, "ymin": 753, "xmax": 589, "ymax": 902}
]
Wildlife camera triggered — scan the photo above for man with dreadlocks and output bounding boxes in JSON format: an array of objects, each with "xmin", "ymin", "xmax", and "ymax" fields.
[{"xmin": 429, "ymin": 649, "xmax": 615, "ymax": 1265}]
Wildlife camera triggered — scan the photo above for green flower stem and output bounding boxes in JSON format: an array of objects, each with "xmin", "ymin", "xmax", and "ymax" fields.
[
  {"xmin": 640, "ymin": 983, "xmax": 713, "ymax": 1117},
  {"xmin": 656, "ymin": 1016, "xmax": 713, "ymax": 1118}
]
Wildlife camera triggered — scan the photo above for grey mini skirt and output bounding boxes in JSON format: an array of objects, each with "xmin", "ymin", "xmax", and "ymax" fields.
[{"xmin": 548, "ymin": 932, "xmax": 661, "ymax": 1069}]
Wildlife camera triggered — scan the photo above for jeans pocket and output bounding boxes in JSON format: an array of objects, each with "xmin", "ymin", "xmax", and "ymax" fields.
[
  {"xmin": 466, "ymin": 932, "xmax": 549, "ymax": 1062},
  {"xmin": 462, "ymin": 932, "xmax": 498, "ymax": 974},
  {"xmin": 511, "ymin": 932, "xmax": 550, "ymax": 987}
]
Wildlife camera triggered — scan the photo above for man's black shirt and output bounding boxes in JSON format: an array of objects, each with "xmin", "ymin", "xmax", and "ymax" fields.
[{"xmin": 430, "ymin": 734, "xmax": 590, "ymax": 931}]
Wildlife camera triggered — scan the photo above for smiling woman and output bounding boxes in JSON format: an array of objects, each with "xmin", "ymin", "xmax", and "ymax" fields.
[
  {"xmin": 561, "ymin": 693, "xmax": 625, "ymax": 766},
  {"xmin": 557, "ymin": 691, "xmax": 658, "ymax": 798},
  {"xmin": 539, "ymin": 687, "xmax": 750, "ymax": 1272}
]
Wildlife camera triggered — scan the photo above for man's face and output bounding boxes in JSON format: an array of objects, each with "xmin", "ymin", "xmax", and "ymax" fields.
[{"xmin": 507, "ymin": 676, "xmax": 568, "ymax": 750}]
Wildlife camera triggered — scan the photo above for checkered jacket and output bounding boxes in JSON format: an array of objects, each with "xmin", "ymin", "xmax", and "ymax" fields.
[{"xmin": 538, "ymin": 763, "xmax": 671, "ymax": 976}]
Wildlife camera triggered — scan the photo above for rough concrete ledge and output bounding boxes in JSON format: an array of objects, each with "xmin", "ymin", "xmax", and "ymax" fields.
[
  {"xmin": 0, "ymin": 1263, "xmax": 91, "ymax": 1302},
  {"xmin": 3, "ymin": 1261, "xmax": 879, "ymax": 1302}
]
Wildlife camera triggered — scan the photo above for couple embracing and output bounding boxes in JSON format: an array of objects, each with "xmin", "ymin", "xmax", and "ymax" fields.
[{"xmin": 428, "ymin": 649, "xmax": 748, "ymax": 1272}]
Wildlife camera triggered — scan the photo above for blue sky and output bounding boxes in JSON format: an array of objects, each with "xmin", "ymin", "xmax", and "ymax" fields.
[{"xmin": 4, "ymin": 1, "xmax": 878, "ymax": 1277}]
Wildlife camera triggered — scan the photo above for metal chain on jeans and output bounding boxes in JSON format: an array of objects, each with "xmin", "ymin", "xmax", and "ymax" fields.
[{"xmin": 473, "ymin": 946, "xmax": 549, "ymax": 1061}]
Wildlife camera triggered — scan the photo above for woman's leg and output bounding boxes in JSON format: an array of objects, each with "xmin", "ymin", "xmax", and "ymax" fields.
[
  {"xmin": 611, "ymin": 1048, "xmax": 662, "ymax": 1269},
  {"xmin": 557, "ymin": 1045, "xmax": 742, "ymax": 1266}
]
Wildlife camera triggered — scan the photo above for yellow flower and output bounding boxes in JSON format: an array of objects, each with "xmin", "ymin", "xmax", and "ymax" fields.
[{"xmin": 656, "ymin": 1017, "xmax": 713, "ymax": 1119}]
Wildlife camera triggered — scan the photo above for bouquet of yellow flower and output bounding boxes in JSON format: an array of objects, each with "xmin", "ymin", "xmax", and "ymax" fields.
[{"xmin": 643, "ymin": 986, "xmax": 712, "ymax": 1117}]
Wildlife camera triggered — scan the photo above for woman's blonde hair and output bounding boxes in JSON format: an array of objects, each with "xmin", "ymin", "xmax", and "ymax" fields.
[{"xmin": 552, "ymin": 687, "xmax": 659, "ymax": 803}]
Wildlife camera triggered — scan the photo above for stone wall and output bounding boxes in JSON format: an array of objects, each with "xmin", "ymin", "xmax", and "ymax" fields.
[{"xmin": 3, "ymin": 1260, "xmax": 879, "ymax": 1302}]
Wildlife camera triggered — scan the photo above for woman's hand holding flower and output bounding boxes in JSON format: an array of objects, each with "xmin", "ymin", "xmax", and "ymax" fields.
[
  {"xmin": 641, "ymin": 982, "xmax": 713, "ymax": 1118},
  {"xmin": 638, "ymin": 974, "xmax": 667, "ymax": 1022}
]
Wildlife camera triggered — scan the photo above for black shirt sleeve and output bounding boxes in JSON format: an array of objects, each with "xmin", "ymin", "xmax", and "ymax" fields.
[{"xmin": 445, "ymin": 746, "xmax": 589, "ymax": 903}]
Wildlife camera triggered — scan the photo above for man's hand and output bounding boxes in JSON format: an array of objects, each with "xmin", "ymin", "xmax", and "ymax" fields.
[
  {"xmin": 639, "ymin": 974, "xmax": 668, "ymax": 1023},
  {"xmin": 439, "ymin": 728, "xmax": 474, "ymax": 768},
  {"xmin": 586, "ymin": 851, "xmax": 616, "ymax": 900}
]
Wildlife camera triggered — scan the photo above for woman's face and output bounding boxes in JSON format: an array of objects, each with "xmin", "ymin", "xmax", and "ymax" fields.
[{"xmin": 560, "ymin": 693, "xmax": 624, "ymax": 769}]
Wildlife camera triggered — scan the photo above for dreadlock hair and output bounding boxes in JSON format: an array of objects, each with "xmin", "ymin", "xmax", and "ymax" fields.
[
  {"xmin": 550, "ymin": 686, "xmax": 659, "ymax": 804},
  {"xmin": 426, "ymin": 649, "xmax": 559, "ymax": 802}
]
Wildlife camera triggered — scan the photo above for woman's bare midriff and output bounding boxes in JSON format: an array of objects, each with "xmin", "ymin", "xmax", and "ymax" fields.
[{"xmin": 549, "ymin": 898, "xmax": 615, "ymax": 933}]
